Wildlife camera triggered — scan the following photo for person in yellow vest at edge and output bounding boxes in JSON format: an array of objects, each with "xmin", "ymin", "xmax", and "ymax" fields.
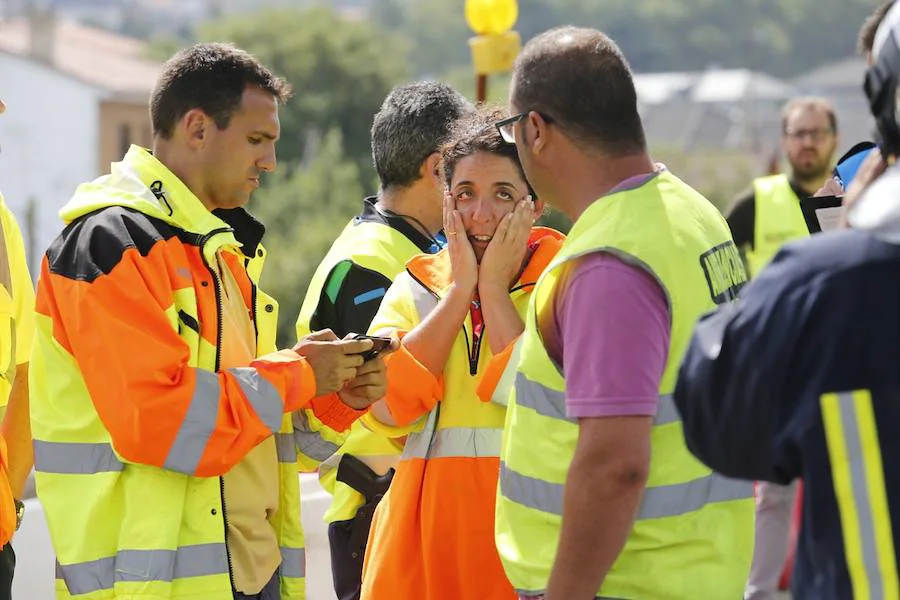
[
  {"xmin": 29, "ymin": 44, "xmax": 389, "ymax": 600},
  {"xmin": 489, "ymin": 27, "xmax": 756, "ymax": 600},
  {"xmin": 725, "ymin": 96, "xmax": 839, "ymax": 600},
  {"xmin": 0, "ymin": 97, "xmax": 37, "ymax": 600},
  {"xmin": 293, "ymin": 81, "xmax": 473, "ymax": 600}
]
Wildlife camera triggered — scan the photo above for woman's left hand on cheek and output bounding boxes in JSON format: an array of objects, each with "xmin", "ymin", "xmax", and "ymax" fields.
[{"xmin": 479, "ymin": 200, "xmax": 535, "ymax": 292}]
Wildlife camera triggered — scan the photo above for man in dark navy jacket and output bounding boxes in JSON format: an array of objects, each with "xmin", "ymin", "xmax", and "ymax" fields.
[{"xmin": 674, "ymin": 4, "xmax": 900, "ymax": 598}]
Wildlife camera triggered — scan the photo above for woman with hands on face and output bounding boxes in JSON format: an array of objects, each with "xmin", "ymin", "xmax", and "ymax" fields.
[{"xmin": 357, "ymin": 108, "xmax": 566, "ymax": 600}]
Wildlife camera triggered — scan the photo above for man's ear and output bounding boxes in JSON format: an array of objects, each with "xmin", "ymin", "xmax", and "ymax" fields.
[
  {"xmin": 421, "ymin": 152, "xmax": 443, "ymax": 184},
  {"xmin": 527, "ymin": 111, "xmax": 551, "ymax": 156},
  {"xmin": 182, "ymin": 109, "xmax": 209, "ymax": 148},
  {"xmin": 532, "ymin": 195, "xmax": 546, "ymax": 221}
]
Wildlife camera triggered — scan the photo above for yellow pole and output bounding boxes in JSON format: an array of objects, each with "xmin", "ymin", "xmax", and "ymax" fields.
[{"xmin": 465, "ymin": 0, "xmax": 521, "ymax": 105}]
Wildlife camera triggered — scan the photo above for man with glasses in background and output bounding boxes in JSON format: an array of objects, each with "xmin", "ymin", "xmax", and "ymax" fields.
[
  {"xmin": 725, "ymin": 96, "xmax": 839, "ymax": 600},
  {"xmin": 728, "ymin": 97, "xmax": 839, "ymax": 276}
]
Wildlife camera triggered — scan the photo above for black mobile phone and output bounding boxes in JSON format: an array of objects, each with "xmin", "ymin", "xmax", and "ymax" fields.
[{"xmin": 353, "ymin": 334, "xmax": 392, "ymax": 361}]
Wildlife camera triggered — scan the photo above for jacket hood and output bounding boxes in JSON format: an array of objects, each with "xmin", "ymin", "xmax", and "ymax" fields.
[{"xmin": 59, "ymin": 145, "xmax": 233, "ymax": 239}]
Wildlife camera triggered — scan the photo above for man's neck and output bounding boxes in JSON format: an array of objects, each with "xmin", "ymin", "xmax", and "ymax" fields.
[
  {"xmin": 152, "ymin": 142, "xmax": 214, "ymax": 212},
  {"xmin": 557, "ymin": 151, "xmax": 656, "ymax": 222},
  {"xmin": 791, "ymin": 173, "xmax": 828, "ymax": 197},
  {"xmin": 377, "ymin": 185, "xmax": 441, "ymax": 236}
]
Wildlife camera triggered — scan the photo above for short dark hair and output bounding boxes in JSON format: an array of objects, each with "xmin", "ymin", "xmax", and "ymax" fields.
[
  {"xmin": 860, "ymin": 1, "xmax": 895, "ymax": 55},
  {"xmin": 441, "ymin": 106, "xmax": 535, "ymax": 198},
  {"xmin": 150, "ymin": 42, "xmax": 292, "ymax": 139},
  {"xmin": 371, "ymin": 81, "xmax": 474, "ymax": 190},
  {"xmin": 781, "ymin": 97, "xmax": 838, "ymax": 134},
  {"xmin": 511, "ymin": 26, "xmax": 646, "ymax": 155}
]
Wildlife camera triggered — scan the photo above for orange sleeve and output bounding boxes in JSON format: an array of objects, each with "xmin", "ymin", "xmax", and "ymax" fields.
[
  {"xmin": 38, "ymin": 237, "xmax": 316, "ymax": 478},
  {"xmin": 309, "ymin": 393, "xmax": 368, "ymax": 432},
  {"xmin": 476, "ymin": 336, "xmax": 518, "ymax": 403},
  {"xmin": 383, "ymin": 341, "xmax": 444, "ymax": 426}
]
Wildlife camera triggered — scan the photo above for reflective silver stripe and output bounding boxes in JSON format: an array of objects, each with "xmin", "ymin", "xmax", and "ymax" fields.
[
  {"xmin": 834, "ymin": 392, "xmax": 883, "ymax": 596},
  {"xmin": 275, "ymin": 432, "xmax": 295, "ymax": 463},
  {"xmin": 515, "ymin": 590, "xmax": 621, "ymax": 600},
  {"xmin": 291, "ymin": 411, "xmax": 340, "ymax": 462},
  {"xmin": 409, "ymin": 276, "xmax": 439, "ymax": 322},
  {"xmin": 401, "ymin": 409, "xmax": 438, "ymax": 460},
  {"xmin": 57, "ymin": 543, "xmax": 227, "ymax": 595},
  {"xmin": 163, "ymin": 370, "xmax": 221, "ymax": 474},
  {"xmin": 655, "ymin": 394, "xmax": 680, "ymax": 426},
  {"xmin": 318, "ymin": 452, "xmax": 341, "ymax": 475},
  {"xmin": 516, "ymin": 374, "xmax": 679, "ymax": 426},
  {"xmin": 404, "ymin": 427, "xmax": 502, "ymax": 459},
  {"xmin": 164, "ymin": 368, "xmax": 284, "ymax": 475},
  {"xmin": 500, "ymin": 462, "xmax": 562, "ymax": 514},
  {"xmin": 33, "ymin": 440, "xmax": 124, "ymax": 474},
  {"xmin": 500, "ymin": 462, "xmax": 752, "ymax": 519},
  {"xmin": 636, "ymin": 473, "xmax": 754, "ymax": 520},
  {"xmin": 228, "ymin": 367, "xmax": 283, "ymax": 433},
  {"xmin": 514, "ymin": 373, "xmax": 571, "ymax": 422},
  {"xmin": 279, "ymin": 546, "xmax": 306, "ymax": 579}
]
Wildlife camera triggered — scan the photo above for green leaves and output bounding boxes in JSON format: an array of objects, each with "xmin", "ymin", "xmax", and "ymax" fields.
[{"xmin": 199, "ymin": 7, "xmax": 408, "ymax": 171}]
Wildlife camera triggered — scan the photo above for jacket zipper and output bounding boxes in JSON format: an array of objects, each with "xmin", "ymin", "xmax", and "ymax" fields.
[
  {"xmin": 462, "ymin": 324, "xmax": 480, "ymax": 376},
  {"xmin": 466, "ymin": 283, "xmax": 537, "ymax": 376},
  {"xmin": 406, "ymin": 269, "xmax": 483, "ymax": 376},
  {"xmin": 198, "ymin": 227, "xmax": 235, "ymax": 589},
  {"xmin": 248, "ymin": 259, "xmax": 260, "ymax": 339}
]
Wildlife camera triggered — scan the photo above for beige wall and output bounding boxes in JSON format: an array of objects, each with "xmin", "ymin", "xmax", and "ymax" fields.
[{"xmin": 98, "ymin": 101, "xmax": 152, "ymax": 172}]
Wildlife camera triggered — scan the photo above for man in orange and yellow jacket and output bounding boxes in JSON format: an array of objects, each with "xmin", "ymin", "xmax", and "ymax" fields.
[{"xmin": 29, "ymin": 44, "xmax": 386, "ymax": 600}]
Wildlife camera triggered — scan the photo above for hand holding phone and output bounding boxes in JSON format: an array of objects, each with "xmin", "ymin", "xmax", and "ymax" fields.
[{"xmin": 352, "ymin": 334, "xmax": 393, "ymax": 361}]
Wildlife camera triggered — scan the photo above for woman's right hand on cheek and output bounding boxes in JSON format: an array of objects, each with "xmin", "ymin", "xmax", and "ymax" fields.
[{"xmin": 444, "ymin": 192, "xmax": 478, "ymax": 293}]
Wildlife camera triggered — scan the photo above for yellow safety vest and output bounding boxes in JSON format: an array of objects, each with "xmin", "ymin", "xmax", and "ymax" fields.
[
  {"xmin": 745, "ymin": 174, "xmax": 810, "ymax": 278},
  {"xmin": 495, "ymin": 170, "xmax": 755, "ymax": 599},
  {"xmin": 30, "ymin": 147, "xmax": 306, "ymax": 599},
  {"xmin": 0, "ymin": 193, "xmax": 35, "ymax": 415},
  {"xmin": 296, "ymin": 218, "xmax": 424, "ymax": 523}
]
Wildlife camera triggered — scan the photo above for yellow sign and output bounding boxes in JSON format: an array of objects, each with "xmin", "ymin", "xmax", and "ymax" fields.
[
  {"xmin": 465, "ymin": 0, "xmax": 518, "ymax": 36},
  {"xmin": 469, "ymin": 32, "xmax": 521, "ymax": 75}
]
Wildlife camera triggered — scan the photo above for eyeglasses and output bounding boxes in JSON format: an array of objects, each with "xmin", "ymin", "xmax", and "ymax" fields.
[
  {"xmin": 783, "ymin": 128, "xmax": 835, "ymax": 143},
  {"xmin": 495, "ymin": 111, "xmax": 553, "ymax": 144}
]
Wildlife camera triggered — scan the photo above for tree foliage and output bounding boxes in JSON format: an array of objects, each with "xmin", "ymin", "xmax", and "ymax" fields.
[
  {"xmin": 373, "ymin": 0, "xmax": 881, "ymax": 78},
  {"xmin": 149, "ymin": 7, "xmax": 409, "ymax": 175}
]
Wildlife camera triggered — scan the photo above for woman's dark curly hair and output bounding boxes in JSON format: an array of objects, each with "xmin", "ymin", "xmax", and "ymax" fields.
[{"xmin": 441, "ymin": 106, "xmax": 536, "ymax": 198}]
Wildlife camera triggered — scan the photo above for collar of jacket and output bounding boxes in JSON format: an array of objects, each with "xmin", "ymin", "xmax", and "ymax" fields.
[
  {"xmin": 61, "ymin": 145, "xmax": 266, "ymax": 254},
  {"xmin": 406, "ymin": 226, "xmax": 565, "ymax": 297}
]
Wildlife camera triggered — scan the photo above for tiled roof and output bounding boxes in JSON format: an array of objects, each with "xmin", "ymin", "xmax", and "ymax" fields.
[{"xmin": 0, "ymin": 17, "xmax": 160, "ymax": 97}]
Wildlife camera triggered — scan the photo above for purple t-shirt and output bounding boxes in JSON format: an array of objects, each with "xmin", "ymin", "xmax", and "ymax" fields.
[{"xmin": 539, "ymin": 246, "xmax": 671, "ymax": 419}]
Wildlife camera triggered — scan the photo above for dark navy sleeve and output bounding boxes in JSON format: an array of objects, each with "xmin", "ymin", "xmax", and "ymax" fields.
[
  {"xmin": 674, "ymin": 249, "xmax": 812, "ymax": 484},
  {"xmin": 308, "ymin": 260, "xmax": 394, "ymax": 339}
]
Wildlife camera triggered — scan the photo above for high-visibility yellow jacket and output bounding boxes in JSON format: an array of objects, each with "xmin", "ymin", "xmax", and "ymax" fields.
[
  {"xmin": 0, "ymin": 193, "xmax": 34, "ymax": 548},
  {"xmin": 495, "ymin": 170, "xmax": 755, "ymax": 599},
  {"xmin": 360, "ymin": 227, "xmax": 564, "ymax": 600},
  {"xmin": 30, "ymin": 146, "xmax": 362, "ymax": 599},
  {"xmin": 745, "ymin": 174, "xmax": 810, "ymax": 277}
]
